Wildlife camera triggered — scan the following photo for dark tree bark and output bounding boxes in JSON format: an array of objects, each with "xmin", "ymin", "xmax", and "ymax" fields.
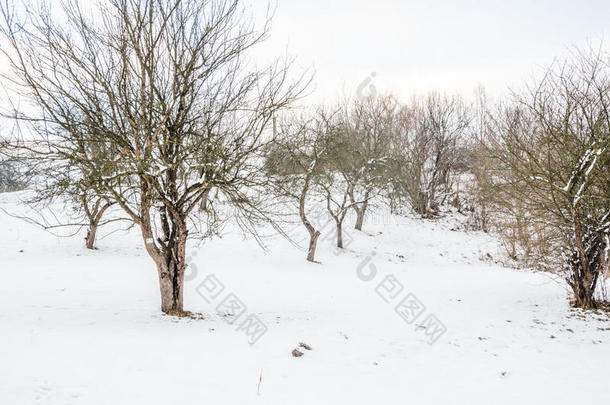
[
  {"xmin": 354, "ymin": 204, "xmax": 366, "ymax": 231},
  {"xmin": 323, "ymin": 186, "xmax": 350, "ymax": 249},
  {"xmin": 300, "ymin": 172, "xmax": 320, "ymax": 262},
  {"xmin": 306, "ymin": 230, "xmax": 320, "ymax": 262},
  {"xmin": 335, "ymin": 221, "xmax": 343, "ymax": 248},
  {"xmin": 351, "ymin": 192, "xmax": 369, "ymax": 231},
  {"xmin": 83, "ymin": 199, "xmax": 113, "ymax": 250},
  {"xmin": 567, "ymin": 211, "xmax": 604, "ymax": 309},
  {"xmin": 156, "ymin": 226, "xmax": 188, "ymax": 314}
]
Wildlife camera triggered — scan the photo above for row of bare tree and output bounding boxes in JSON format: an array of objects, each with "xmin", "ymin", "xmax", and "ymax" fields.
[
  {"xmin": 266, "ymin": 48, "xmax": 610, "ymax": 310},
  {"xmin": 264, "ymin": 93, "xmax": 471, "ymax": 262},
  {"xmin": 1, "ymin": 0, "xmax": 608, "ymax": 313}
]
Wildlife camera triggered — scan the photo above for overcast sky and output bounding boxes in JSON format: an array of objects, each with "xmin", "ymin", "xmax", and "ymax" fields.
[
  {"xmin": 1, "ymin": 0, "xmax": 609, "ymax": 108},
  {"xmin": 249, "ymin": 0, "xmax": 610, "ymax": 104}
]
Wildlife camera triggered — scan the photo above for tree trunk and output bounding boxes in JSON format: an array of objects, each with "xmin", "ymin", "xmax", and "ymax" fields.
[
  {"xmin": 300, "ymin": 173, "xmax": 320, "ymax": 262},
  {"xmin": 157, "ymin": 257, "xmax": 186, "ymax": 314},
  {"xmin": 84, "ymin": 202, "xmax": 112, "ymax": 250},
  {"xmin": 85, "ymin": 224, "xmax": 98, "ymax": 250},
  {"xmin": 389, "ymin": 197, "xmax": 397, "ymax": 215},
  {"xmin": 156, "ymin": 228, "xmax": 188, "ymax": 314},
  {"xmin": 336, "ymin": 221, "xmax": 343, "ymax": 248},
  {"xmin": 354, "ymin": 200, "xmax": 368, "ymax": 231},
  {"xmin": 348, "ymin": 189, "xmax": 369, "ymax": 231},
  {"xmin": 568, "ymin": 211, "xmax": 599, "ymax": 309},
  {"xmin": 355, "ymin": 209, "xmax": 364, "ymax": 231},
  {"xmin": 141, "ymin": 213, "xmax": 189, "ymax": 315},
  {"xmin": 416, "ymin": 191, "xmax": 428, "ymax": 217},
  {"xmin": 570, "ymin": 257, "xmax": 597, "ymax": 309},
  {"xmin": 572, "ymin": 280, "xmax": 597, "ymax": 309},
  {"xmin": 307, "ymin": 230, "xmax": 320, "ymax": 262},
  {"xmin": 326, "ymin": 191, "xmax": 348, "ymax": 250}
]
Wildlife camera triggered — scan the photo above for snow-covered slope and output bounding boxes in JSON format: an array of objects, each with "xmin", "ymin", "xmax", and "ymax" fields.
[{"xmin": 1, "ymin": 192, "xmax": 609, "ymax": 405}]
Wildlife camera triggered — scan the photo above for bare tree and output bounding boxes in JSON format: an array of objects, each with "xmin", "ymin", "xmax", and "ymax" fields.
[
  {"xmin": 268, "ymin": 111, "xmax": 335, "ymax": 262},
  {"xmin": 340, "ymin": 95, "xmax": 395, "ymax": 231},
  {"xmin": 488, "ymin": 48, "xmax": 610, "ymax": 308},
  {"xmin": 319, "ymin": 176, "xmax": 352, "ymax": 249},
  {"xmin": 16, "ymin": 138, "xmax": 119, "ymax": 249},
  {"xmin": 0, "ymin": 0, "xmax": 307, "ymax": 314},
  {"xmin": 391, "ymin": 93, "xmax": 470, "ymax": 218},
  {"xmin": 82, "ymin": 196, "xmax": 114, "ymax": 249}
]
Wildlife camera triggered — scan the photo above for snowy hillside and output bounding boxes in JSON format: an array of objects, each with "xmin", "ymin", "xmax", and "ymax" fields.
[{"xmin": 1, "ymin": 191, "xmax": 610, "ymax": 404}]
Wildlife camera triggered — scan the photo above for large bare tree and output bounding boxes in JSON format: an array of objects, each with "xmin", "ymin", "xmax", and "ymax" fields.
[
  {"xmin": 0, "ymin": 0, "xmax": 307, "ymax": 314},
  {"xmin": 488, "ymin": 48, "xmax": 610, "ymax": 309}
]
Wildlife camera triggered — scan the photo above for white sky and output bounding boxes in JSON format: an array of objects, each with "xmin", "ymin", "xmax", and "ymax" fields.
[
  {"xmin": 1, "ymin": 0, "xmax": 609, "ymax": 109},
  {"xmin": 249, "ymin": 0, "xmax": 610, "ymax": 104}
]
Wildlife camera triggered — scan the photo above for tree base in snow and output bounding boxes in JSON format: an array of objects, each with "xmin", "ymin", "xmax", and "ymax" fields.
[
  {"xmin": 570, "ymin": 298, "xmax": 610, "ymax": 312},
  {"xmin": 162, "ymin": 309, "xmax": 205, "ymax": 320}
]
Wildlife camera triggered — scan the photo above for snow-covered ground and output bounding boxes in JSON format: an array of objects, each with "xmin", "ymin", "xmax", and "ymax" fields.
[{"xmin": 1, "ymin": 191, "xmax": 610, "ymax": 405}]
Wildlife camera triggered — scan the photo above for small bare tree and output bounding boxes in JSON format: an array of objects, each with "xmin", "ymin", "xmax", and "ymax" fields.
[
  {"xmin": 319, "ymin": 176, "xmax": 352, "ymax": 249},
  {"xmin": 268, "ymin": 111, "xmax": 336, "ymax": 262},
  {"xmin": 339, "ymin": 95, "xmax": 395, "ymax": 231},
  {"xmin": 391, "ymin": 93, "xmax": 470, "ymax": 217},
  {"xmin": 14, "ymin": 138, "xmax": 119, "ymax": 250}
]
